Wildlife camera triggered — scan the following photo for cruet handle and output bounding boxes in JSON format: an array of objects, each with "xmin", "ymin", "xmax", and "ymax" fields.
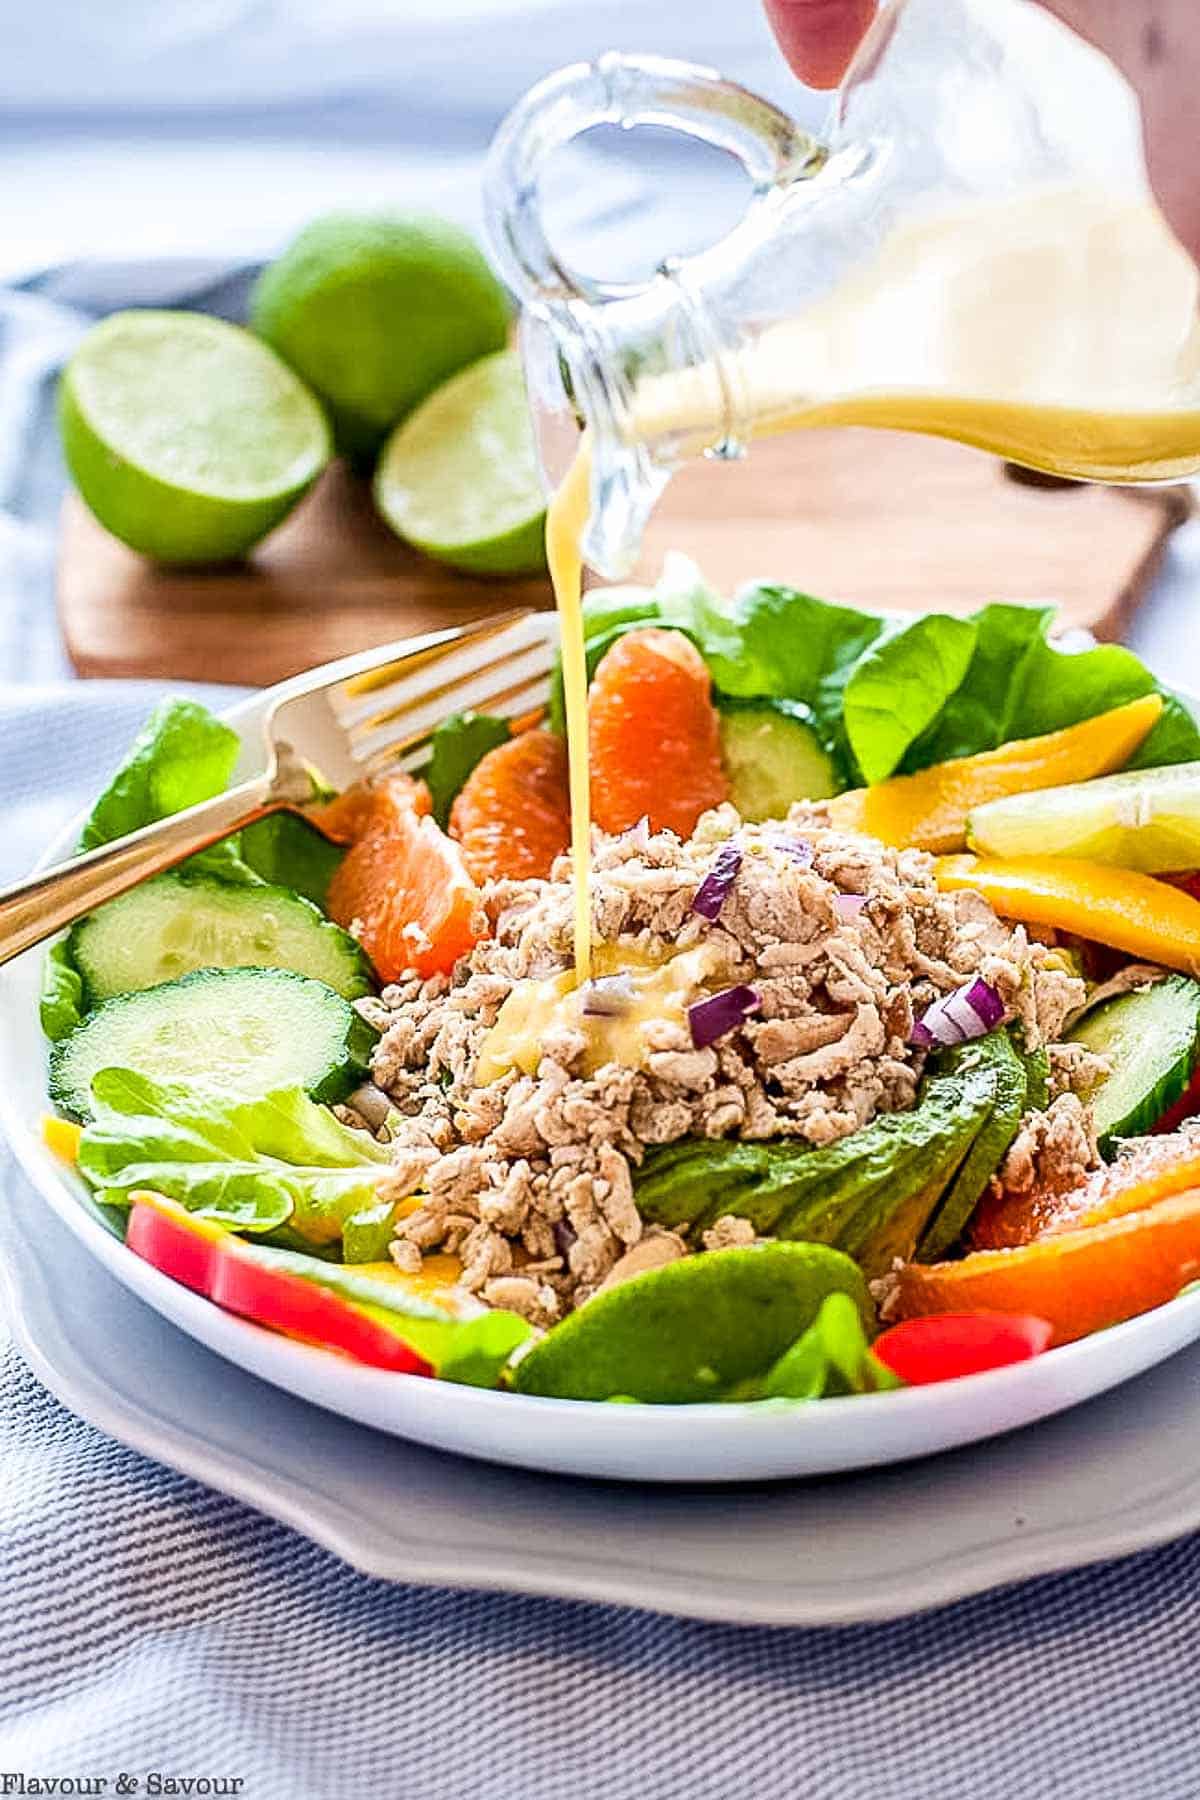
[{"xmin": 483, "ymin": 52, "xmax": 822, "ymax": 310}]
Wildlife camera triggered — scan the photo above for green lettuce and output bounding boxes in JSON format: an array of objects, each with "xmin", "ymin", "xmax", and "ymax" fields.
[
  {"xmin": 840, "ymin": 613, "xmax": 978, "ymax": 783},
  {"xmin": 900, "ymin": 602, "xmax": 1200, "ymax": 771},
  {"xmin": 756, "ymin": 1291, "xmax": 901, "ymax": 1400},
  {"xmin": 238, "ymin": 811, "xmax": 343, "ymax": 907},
  {"xmin": 425, "ymin": 710, "xmax": 511, "ymax": 825},
  {"xmin": 78, "ymin": 1069, "xmax": 392, "ymax": 1242},
  {"xmin": 40, "ymin": 940, "xmax": 85, "ymax": 1042},
  {"xmin": 79, "ymin": 698, "xmax": 256, "ymax": 884},
  {"xmin": 42, "ymin": 699, "xmax": 268, "ymax": 1038}
]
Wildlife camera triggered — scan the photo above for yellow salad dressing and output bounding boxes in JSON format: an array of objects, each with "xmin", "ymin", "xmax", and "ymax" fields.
[
  {"xmin": 477, "ymin": 943, "xmax": 719, "ymax": 1083},
  {"xmin": 545, "ymin": 435, "xmax": 596, "ymax": 982},
  {"xmin": 630, "ymin": 190, "xmax": 1200, "ymax": 483}
]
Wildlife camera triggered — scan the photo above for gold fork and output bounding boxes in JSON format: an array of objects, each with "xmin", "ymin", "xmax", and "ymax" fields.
[{"xmin": 0, "ymin": 609, "xmax": 558, "ymax": 968}]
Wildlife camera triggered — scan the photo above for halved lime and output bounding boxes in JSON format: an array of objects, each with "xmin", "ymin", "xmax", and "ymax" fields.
[
  {"xmin": 966, "ymin": 761, "xmax": 1200, "ymax": 872},
  {"xmin": 373, "ymin": 350, "xmax": 547, "ymax": 576},
  {"xmin": 59, "ymin": 310, "xmax": 331, "ymax": 564}
]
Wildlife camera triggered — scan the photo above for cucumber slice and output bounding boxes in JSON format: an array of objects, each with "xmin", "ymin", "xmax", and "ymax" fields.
[
  {"xmin": 69, "ymin": 873, "xmax": 371, "ymax": 1004},
  {"xmin": 967, "ymin": 762, "xmax": 1200, "ymax": 872},
  {"xmin": 50, "ymin": 967, "xmax": 375, "ymax": 1120},
  {"xmin": 718, "ymin": 701, "xmax": 839, "ymax": 822},
  {"xmin": 1069, "ymin": 974, "xmax": 1200, "ymax": 1153}
]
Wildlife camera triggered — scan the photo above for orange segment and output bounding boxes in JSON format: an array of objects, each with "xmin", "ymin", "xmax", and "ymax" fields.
[
  {"xmin": 589, "ymin": 627, "xmax": 728, "ymax": 838},
  {"xmin": 936, "ymin": 854, "xmax": 1200, "ymax": 976},
  {"xmin": 326, "ymin": 795, "xmax": 483, "ymax": 982},
  {"xmin": 310, "ymin": 771, "xmax": 431, "ymax": 845},
  {"xmin": 970, "ymin": 1134, "xmax": 1200, "ymax": 1251},
  {"xmin": 450, "ymin": 728, "xmax": 570, "ymax": 881},
  {"xmin": 890, "ymin": 1187, "xmax": 1200, "ymax": 1346},
  {"xmin": 828, "ymin": 694, "xmax": 1162, "ymax": 852}
]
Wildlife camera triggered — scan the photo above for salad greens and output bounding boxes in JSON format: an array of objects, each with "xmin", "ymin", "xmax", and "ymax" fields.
[
  {"xmin": 79, "ymin": 699, "xmax": 242, "ymax": 858},
  {"xmin": 426, "ymin": 709, "xmax": 510, "ymax": 825},
  {"xmin": 238, "ymin": 812, "xmax": 344, "ymax": 906},
  {"xmin": 549, "ymin": 555, "xmax": 1200, "ymax": 791},
  {"xmin": 41, "ymin": 698, "xmax": 345, "ymax": 1038},
  {"xmin": 40, "ymin": 941, "xmax": 86, "ymax": 1042},
  {"xmin": 77, "ymin": 1069, "xmax": 392, "ymax": 1251},
  {"xmin": 757, "ymin": 1292, "xmax": 901, "ymax": 1400}
]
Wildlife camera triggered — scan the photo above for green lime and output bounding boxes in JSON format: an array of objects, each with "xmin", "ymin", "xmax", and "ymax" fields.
[
  {"xmin": 512, "ymin": 1242, "xmax": 870, "ymax": 1403},
  {"xmin": 250, "ymin": 211, "xmax": 511, "ymax": 458},
  {"xmin": 374, "ymin": 350, "xmax": 547, "ymax": 576},
  {"xmin": 59, "ymin": 311, "xmax": 331, "ymax": 564}
]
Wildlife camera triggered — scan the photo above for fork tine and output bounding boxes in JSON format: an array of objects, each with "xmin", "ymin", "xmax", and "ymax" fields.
[
  {"xmin": 334, "ymin": 613, "xmax": 555, "ymax": 734},
  {"xmin": 347, "ymin": 648, "xmax": 556, "ymax": 773},
  {"xmin": 269, "ymin": 608, "xmax": 539, "ymax": 713}
]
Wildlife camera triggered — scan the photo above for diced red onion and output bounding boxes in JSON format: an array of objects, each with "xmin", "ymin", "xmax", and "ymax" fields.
[
  {"xmin": 911, "ymin": 977, "xmax": 1005, "ymax": 1049},
  {"xmin": 581, "ymin": 974, "xmax": 636, "ymax": 1017},
  {"xmin": 688, "ymin": 984, "xmax": 762, "ymax": 1049},
  {"xmin": 834, "ymin": 893, "xmax": 867, "ymax": 920},
  {"xmin": 691, "ymin": 843, "xmax": 743, "ymax": 921},
  {"xmin": 764, "ymin": 832, "xmax": 814, "ymax": 868}
]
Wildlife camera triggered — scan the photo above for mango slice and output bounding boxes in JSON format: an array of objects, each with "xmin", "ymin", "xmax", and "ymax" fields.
[
  {"xmin": 935, "ymin": 853, "xmax": 1200, "ymax": 976},
  {"xmin": 828, "ymin": 694, "xmax": 1163, "ymax": 853}
]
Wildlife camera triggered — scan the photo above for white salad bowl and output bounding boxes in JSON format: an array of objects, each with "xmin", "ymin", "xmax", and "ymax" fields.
[{"xmin": 4, "ymin": 686, "xmax": 1200, "ymax": 1485}]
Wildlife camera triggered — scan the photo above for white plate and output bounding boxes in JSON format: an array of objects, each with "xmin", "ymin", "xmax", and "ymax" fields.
[
  {"xmin": 4, "ymin": 688, "xmax": 1200, "ymax": 1484},
  {"xmin": 8, "ymin": 1161, "xmax": 1200, "ymax": 1627}
]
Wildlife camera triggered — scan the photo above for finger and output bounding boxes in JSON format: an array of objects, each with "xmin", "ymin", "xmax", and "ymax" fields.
[{"xmin": 762, "ymin": 0, "xmax": 878, "ymax": 88}]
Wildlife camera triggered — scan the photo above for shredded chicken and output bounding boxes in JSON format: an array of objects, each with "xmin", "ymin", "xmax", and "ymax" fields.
[
  {"xmin": 995, "ymin": 1092, "xmax": 1102, "ymax": 1197},
  {"xmin": 364, "ymin": 808, "xmax": 1087, "ymax": 1313}
]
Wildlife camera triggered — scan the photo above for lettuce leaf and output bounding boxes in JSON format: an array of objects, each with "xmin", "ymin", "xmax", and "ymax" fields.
[
  {"xmin": 757, "ymin": 1291, "xmax": 900, "ymax": 1400},
  {"xmin": 42, "ymin": 698, "xmax": 266, "ymax": 1041},
  {"xmin": 79, "ymin": 698, "xmax": 257, "ymax": 885},
  {"xmin": 78, "ymin": 1069, "xmax": 391, "ymax": 1241},
  {"xmin": 238, "ymin": 811, "xmax": 343, "ymax": 906},
  {"xmin": 551, "ymin": 561, "xmax": 1197, "ymax": 789},
  {"xmin": 40, "ymin": 940, "xmax": 85, "ymax": 1042},
  {"xmin": 901, "ymin": 603, "xmax": 1200, "ymax": 771},
  {"xmin": 425, "ymin": 710, "xmax": 511, "ymax": 824},
  {"xmin": 841, "ymin": 613, "xmax": 978, "ymax": 783}
]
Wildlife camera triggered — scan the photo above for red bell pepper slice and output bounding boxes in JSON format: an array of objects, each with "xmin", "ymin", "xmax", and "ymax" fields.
[
  {"xmin": 126, "ymin": 1192, "xmax": 431, "ymax": 1375},
  {"xmin": 872, "ymin": 1312, "xmax": 1052, "ymax": 1385}
]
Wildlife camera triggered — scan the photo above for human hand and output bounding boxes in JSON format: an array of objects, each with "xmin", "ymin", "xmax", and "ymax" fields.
[{"xmin": 762, "ymin": 0, "xmax": 1199, "ymax": 262}]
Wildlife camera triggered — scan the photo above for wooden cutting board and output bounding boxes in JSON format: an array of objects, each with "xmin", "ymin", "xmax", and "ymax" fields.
[{"xmin": 58, "ymin": 427, "xmax": 1192, "ymax": 687}]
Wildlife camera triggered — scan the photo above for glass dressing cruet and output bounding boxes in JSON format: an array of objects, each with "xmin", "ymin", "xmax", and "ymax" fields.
[{"xmin": 482, "ymin": 0, "xmax": 1200, "ymax": 582}]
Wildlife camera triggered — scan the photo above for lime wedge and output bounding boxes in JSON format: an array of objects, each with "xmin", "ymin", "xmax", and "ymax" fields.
[
  {"xmin": 966, "ymin": 761, "xmax": 1200, "ymax": 872},
  {"xmin": 59, "ymin": 310, "xmax": 331, "ymax": 564},
  {"xmin": 512, "ymin": 1242, "xmax": 869, "ymax": 1403},
  {"xmin": 373, "ymin": 350, "xmax": 547, "ymax": 576}
]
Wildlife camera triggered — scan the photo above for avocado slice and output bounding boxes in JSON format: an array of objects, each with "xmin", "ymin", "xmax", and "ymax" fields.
[
  {"xmin": 634, "ymin": 1036, "xmax": 1013, "ymax": 1278},
  {"xmin": 915, "ymin": 1033, "xmax": 1028, "ymax": 1261},
  {"xmin": 512, "ymin": 1242, "xmax": 871, "ymax": 1403}
]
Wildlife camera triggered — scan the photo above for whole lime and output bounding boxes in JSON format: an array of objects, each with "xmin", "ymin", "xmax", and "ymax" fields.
[
  {"xmin": 59, "ymin": 310, "xmax": 331, "ymax": 565},
  {"xmin": 251, "ymin": 212, "xmax": 511, "ymax": 459}
]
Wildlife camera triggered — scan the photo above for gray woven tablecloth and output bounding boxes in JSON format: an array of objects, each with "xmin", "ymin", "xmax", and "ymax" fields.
[{"xmin": 4, "ymin": 260, "xmax": 1200, "ymax": 1796}]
